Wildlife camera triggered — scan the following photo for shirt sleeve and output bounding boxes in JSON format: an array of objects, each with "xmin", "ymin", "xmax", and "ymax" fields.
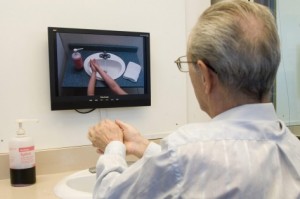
[
  {"xmin": 93, "ymin": 141, "xmax": 177, "ymax": 199},
  {"xmin": 143, "ymin": 141, "xmax": 162, "ymax": 157},
  {"xmin": 105, "ymin": 147, "xmax": 182, "ymax": 199},
  {"xmin": 93, "ymin": 141, "xmax": 181, "ymax": 199},
  {"xmin": 104, "ymin": 140, "xmax": 126, "ymax": 157},
  {"xmin": 93, "ymin": 141, "xmax": 127, "ymax": 199}
]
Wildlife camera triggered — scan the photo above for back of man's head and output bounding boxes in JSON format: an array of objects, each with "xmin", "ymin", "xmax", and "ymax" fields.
[{"xmin": 187, "ymin": 0, "xmax": 280, "ymax": 101}]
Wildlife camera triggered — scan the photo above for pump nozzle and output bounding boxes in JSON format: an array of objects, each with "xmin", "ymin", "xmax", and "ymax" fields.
[
  {"xmin": 73, "ymin": 48, "xmax": 83, "ymax": 52},
  {"xmin": 16, "ymin": 119, "xmax": 39, "ymax": 135}
]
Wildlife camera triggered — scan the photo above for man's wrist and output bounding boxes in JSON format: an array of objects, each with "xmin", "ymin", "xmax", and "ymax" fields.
[{"xmin": 134, "ymin": 139, "xmax": 150, "ymax": 158}]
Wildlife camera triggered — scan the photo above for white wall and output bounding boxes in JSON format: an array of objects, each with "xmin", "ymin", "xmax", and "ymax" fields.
[
  {"xmin": 276, "ymin": 0, "xmax": 300, "ymax": 125},
  {"xmin": 0, "ymin": 0, "xmax": 211, "ymax": 153},
  {"xmin": 185, "ymin": 0, "xmax": 211, "ymax": 123}
]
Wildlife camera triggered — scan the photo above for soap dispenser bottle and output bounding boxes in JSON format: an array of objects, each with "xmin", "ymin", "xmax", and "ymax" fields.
[
  {"xmin": 9, "ymin": 119, "xmax": 38, "ymax": 186},
  {"xmin": 72, "ymin": 48, "xmax": 84, "ymax": 70}
]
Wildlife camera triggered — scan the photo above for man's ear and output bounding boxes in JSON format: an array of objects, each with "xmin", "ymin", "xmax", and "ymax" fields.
[{"xmin": 196, "ymin": 60, "xmax": 214, "ymax": 94}]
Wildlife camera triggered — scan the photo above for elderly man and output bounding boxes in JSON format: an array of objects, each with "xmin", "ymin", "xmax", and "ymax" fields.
[{"xmin": 88, "ymin": 0, "xmax": 300, "ymax": 198}]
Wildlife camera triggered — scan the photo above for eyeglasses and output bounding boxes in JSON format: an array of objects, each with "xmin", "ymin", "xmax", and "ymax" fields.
[{"xmin": 174, "ymin": 56, "xmax": 217, "ymax": 74}]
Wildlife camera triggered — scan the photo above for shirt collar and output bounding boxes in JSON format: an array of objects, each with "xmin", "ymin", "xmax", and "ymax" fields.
[{"xmin": 212, "ymin": 103, "xmax": 278, "ymax": 122}]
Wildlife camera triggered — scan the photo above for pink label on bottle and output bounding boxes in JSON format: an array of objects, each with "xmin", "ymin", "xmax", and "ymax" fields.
[{"xmin": 19, "ymin": 146, "xmax": 34, "ymax": 152}]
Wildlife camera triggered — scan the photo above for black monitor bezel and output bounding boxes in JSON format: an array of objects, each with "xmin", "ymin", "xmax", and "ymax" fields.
[{"xmin": 48, "ymin": 27, "xmax": 151, "ymax": 110}]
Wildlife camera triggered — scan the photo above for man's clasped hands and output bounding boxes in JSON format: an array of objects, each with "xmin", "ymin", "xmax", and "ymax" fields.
[{"xmin": 88, "ymin": 120, "xmax": 150, "ymax": 158}]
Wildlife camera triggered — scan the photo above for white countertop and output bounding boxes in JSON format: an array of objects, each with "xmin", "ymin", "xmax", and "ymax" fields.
[{"xmin": 0, "ymin": 171, "xmax": 76, "ymax": 199}]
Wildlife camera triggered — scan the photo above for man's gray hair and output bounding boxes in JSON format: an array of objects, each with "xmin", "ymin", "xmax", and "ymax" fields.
[{"xmin": 187, "ymin": 0, "xmax": 280, "ymax": 100}]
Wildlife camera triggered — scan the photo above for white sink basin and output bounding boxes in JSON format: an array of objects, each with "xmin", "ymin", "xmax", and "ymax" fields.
[
  {"xmin": 54, "ymin": 162, "xmax": 135, "ymax": 199},
  {"xmin": 83, "ymin": 52, "xmax": 125, "ymax": 80},
  {"xmin": 54, "ymin": 169, "xmax": 95, "ymax": 199}
]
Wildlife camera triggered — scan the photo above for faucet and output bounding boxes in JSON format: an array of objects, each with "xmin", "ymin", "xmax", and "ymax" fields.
[
  {"xmin": 99, "ymin": 51, "xmax": 111, "ymax": 60},
  {"xmin": 88, "ymin": 166, "xmax": 96, "ymax": 174}
]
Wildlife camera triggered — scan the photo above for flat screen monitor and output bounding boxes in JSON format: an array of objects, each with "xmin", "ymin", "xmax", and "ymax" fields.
[{"xmin": 48, "ymin": 27, "xmax": 151, "ymax": 110}]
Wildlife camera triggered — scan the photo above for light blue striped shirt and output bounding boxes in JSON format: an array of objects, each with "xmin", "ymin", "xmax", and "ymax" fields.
[{"xmin": 94, "ymin": 103, "xmax": 300, "ymax": 199}]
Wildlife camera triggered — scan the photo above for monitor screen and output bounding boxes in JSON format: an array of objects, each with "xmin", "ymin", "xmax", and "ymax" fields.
[{"xmin": 48, "ymin": 27, "xmax": 151, "ymax": 110}]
